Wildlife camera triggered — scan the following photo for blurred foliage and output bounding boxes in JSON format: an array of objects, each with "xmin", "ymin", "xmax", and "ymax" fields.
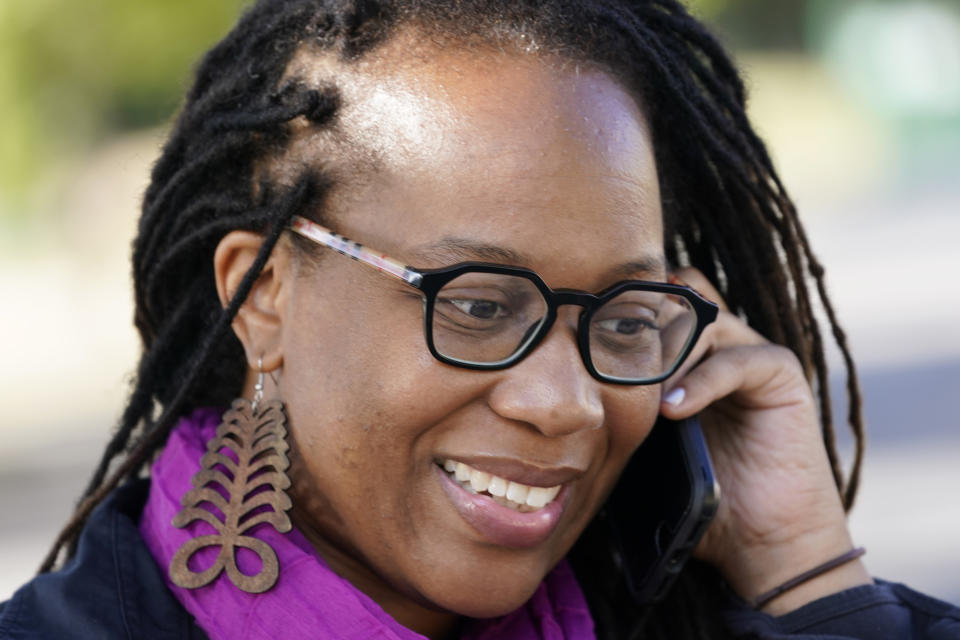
[
  {"xmin": 694, "ymin": 0, "xmax": 959, "ymax": 51},
  {"xmin": 0, "ymin": 0, "xmax": 247, "ymax": 215},
  {"xmin": 2, "ymin": 0, "xmax": 957, "ymax": 217},
  {"xmin": 684, "ymin": 0, "xmax": 738, "ymax": 16},
  {"xmin": 690, "ymin": 0, "xmax": 810, "ymax": 50},
  {"xmin": 0, "ymin": 0, "xmax": 749, "ymax": 215}
]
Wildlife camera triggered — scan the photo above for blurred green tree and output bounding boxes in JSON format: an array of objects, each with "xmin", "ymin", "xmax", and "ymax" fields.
[
  {"xmin": 687, "ymin": 0, "xmax": 739, "ymax": 16},
  {"xmin": 0, "ymin": 0, "xmax": 246, "ymax": 216},
  {"xmin": 14, "ymin": 0, "xmax": 953, "ymax": 216}
]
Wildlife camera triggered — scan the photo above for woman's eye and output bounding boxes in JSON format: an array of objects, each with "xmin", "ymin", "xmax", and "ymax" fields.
[
  {"xmin": 595, "ymin": 317, "xmax": 655, "ymax": 335},
  {"xmin": 447, "ymin": 298, "xmax": 508, "ymax": 320}
]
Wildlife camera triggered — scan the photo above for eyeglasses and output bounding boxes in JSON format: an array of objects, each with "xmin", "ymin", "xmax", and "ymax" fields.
[{"xmin": 289, "ymin": 216, "xmax": 718, "ymax": 385}]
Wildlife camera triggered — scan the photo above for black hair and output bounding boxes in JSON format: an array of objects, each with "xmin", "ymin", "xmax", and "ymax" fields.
[{"xmin": 41, "ymin": 2, "xmax": 865, "ymax": 638}]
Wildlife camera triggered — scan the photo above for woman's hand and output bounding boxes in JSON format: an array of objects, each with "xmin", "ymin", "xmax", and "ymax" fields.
[{"xmin": 659, "ymin": 268, "xmax": 872, "ymax": 614}]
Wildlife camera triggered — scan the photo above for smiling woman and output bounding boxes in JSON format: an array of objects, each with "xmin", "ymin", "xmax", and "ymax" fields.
[{"xmin": 3, "ymin": 1, "xmax": 959, "ymax": 639}]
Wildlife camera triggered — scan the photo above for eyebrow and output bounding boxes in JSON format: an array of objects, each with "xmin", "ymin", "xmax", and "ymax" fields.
[
  {"xmin": 409, "ymin": 237, "xmax": 530, "ymax": 265},
  {"xmin": 606, "ymin": 258, "xmax": 667, "ymax": 279},
  {"xmin": 410, "ymin": 237, "xmax": 665, "ymax": 279}
]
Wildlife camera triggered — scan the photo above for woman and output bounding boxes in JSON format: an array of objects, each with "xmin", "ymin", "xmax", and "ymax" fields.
[{"xmin": 3, "ymin": 1, "xmax": 958, "ymax": 638}]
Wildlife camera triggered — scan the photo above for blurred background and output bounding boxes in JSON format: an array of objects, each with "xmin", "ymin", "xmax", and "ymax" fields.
[{"xmin": 1, "ymin": 0, "xmax": 958, "ymax": 604}]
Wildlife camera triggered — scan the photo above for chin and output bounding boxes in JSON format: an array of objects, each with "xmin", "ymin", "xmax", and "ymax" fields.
[
  {"xmin": 407, "ymin": 550, "xmax": 558, "ymax": 619},
  {"xmin": 429, "ymin": 582, "xmax": 545, "ymax": 620}
]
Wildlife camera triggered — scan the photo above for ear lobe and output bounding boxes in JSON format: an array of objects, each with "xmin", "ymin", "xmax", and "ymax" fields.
[{"xmin": 213, "ymin": 231, "xmax": 288, "ymax": 371}]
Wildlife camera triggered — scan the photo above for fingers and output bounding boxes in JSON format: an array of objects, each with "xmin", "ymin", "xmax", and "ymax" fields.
[
  {"xmin": 663, "ymin": 309, "xmax": 767, "ymax": 393},
  {"xmin": 660, "ymin": 267, "xmax": 808, "ymax": 418},
  {"xmin": 660, "ymin": 342, "xmax": 808, "ymax": 419}
]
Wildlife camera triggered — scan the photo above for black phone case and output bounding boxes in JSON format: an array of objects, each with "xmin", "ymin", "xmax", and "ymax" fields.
[{"xmin": 605, "ymin": 415, "xmax": 719, "ymax": 604}]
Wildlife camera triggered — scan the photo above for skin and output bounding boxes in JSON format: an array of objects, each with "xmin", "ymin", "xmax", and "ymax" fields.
[{"xmin": 215, "ymin": 36, "xmax": 870, "ymax": 638}]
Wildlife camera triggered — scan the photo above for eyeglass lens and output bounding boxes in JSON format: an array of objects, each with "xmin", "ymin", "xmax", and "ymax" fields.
[{"xmin": 429, "ymin": 272, "xmax": 697, "ymax": 382}]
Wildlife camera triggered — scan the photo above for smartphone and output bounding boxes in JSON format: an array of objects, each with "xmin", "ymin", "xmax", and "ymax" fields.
[{"xmin": 604, "ymin": 414, "xmax": 719, "ymax": 604}]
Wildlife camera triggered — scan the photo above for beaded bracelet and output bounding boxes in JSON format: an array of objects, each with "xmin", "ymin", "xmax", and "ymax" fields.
[{"xmin": 750, "ymin": 547, "xmax": 867, "ymax": 610}]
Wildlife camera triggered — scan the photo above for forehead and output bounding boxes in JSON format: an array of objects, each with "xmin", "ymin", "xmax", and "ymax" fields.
[{"xmin": 286, "ymin": 33, "xmax": 663, "ymax": 286}]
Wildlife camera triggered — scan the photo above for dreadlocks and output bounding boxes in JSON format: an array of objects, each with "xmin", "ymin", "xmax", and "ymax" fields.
[{"xmin": 40, "ymin": 2, "xmax": 865, "ymax": 638}]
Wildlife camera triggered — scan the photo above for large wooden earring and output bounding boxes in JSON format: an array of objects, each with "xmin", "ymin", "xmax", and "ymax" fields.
[{"xmin": 169, "ymin": 358, "xmax": 293, "ymax": 593}]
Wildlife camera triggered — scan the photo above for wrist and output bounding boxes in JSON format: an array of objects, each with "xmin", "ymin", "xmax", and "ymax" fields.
[
  {"xmin": 723, "ymin": 528, "xmax": 873, "ymax": 615},
  {"xmin": 749, "ymin": 547, "xmax": 869, "ymax": 613}
]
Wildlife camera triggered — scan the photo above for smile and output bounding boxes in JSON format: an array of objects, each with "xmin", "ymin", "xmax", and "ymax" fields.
[
  {"xmin": 441, "ymin": 459, "xmax": 562, "ymax": 512},
  {"xmin": 434, "ymin": 458, "xmax": 571, "ymax": 548}
]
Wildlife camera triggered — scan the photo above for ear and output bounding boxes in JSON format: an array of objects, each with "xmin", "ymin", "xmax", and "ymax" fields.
[{"xmin": 213, "ymin": 231, "xmax": 290, "ymax": 372}]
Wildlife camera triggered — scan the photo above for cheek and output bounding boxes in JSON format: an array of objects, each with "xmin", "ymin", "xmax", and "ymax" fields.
[
  {"xmin": 611, "ymin": 385, "xmax": 662, "ymax": 449},
  {"xmin": 279, "ymin": 269, "xmax": 428, "ymax": 422},
  {"xmin": 275, "ymin": 283, "xmax": 420, "ymax": 500},
  {"xmin": 595, "ymin": 386, "xmax": 662, "ymax": 497},
  {"xmin": 281, "ymin": 325, "xmax": 420, "ymax": 478},
  {"xmin": 275, "ymin": 279, "xmax": 481, "ymax": 523}
]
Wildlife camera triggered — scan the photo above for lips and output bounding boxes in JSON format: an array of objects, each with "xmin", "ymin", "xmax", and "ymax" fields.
[{"xmin": 435, "ymin": 457, "xmax": 579, "ymax": 548}]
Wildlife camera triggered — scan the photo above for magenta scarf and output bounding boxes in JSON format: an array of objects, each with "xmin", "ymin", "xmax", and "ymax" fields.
[{"xmin": 139, "ymin": 408, "xmax": 596, "ymax": 640}]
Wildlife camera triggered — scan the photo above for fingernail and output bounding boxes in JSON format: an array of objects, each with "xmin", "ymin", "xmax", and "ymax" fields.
[{"xmin": 663, "ymin": 387, "xmax": 686, "ymax": 406}]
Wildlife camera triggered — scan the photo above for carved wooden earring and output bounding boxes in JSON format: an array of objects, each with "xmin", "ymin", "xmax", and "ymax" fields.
[{"xmin": 169, "ymin": 357, "xmax": 293, "ymax": 593}]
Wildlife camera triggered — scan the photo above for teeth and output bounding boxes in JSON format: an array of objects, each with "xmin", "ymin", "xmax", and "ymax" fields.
[
  {"xmin": 469, "ymin": 471, "xmax": 491, "ymax": 493},
  {"xmin": 526, "ymin": 486, "xmax": 559, "ymax": 508},
  {"xmin": 440, "ymin": 459, "xmax": 562, "ymax": 510},
  {"xmin": 487, "ymin": 475, "xmax": 508, "ymax": 497},
  {"xmin": 506, "ymin": 481, "xmax": 529, "ymax": 504}
]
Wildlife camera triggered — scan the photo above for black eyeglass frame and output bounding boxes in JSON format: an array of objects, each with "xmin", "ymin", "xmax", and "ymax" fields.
[
  {"xmin": 289, "ymin": 215, "xmax": 719, "ymax": 385},
  {"xmin": 415, "ymin": 262, "xmax": 718, "ymax": 385}
]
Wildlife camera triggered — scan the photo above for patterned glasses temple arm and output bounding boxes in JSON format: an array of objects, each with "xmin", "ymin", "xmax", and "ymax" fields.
[{"xmin": 290, "ymin": 216, "xmax": 424, "ymax": 288}]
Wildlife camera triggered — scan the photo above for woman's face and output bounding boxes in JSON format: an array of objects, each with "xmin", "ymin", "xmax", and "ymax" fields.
[{"xmin": 271, "ymin": 42, "xmax": 664, "ymax": 626}]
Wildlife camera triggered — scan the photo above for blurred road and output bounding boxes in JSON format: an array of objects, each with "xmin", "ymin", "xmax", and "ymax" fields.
[
  {"xmin": 807, "ymin": 186, "xmax": 960, "ymax": 605},
  {"xmin": 837, "ymin": 360, "xmax": 960, "ymax": 604}
]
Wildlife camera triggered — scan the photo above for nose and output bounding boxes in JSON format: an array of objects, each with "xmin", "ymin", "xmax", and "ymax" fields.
[{"xmin": 487, "ymin": 313, "xmax": 604, "ymax": 437}]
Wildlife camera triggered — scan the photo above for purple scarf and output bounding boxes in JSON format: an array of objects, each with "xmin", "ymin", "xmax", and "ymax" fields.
[{"xmin": 139, "ymin": 408, "xmax": 596, "ymax": 640}]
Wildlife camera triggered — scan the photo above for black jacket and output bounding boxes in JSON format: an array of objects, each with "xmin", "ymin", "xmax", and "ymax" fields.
[
  {"xmin": 2, "ymin": 480, "xmax": 958, "ymax": 639},
  {"xmin": 0, "ymin": 482, "xmax": 208, "ymax": 640}
]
